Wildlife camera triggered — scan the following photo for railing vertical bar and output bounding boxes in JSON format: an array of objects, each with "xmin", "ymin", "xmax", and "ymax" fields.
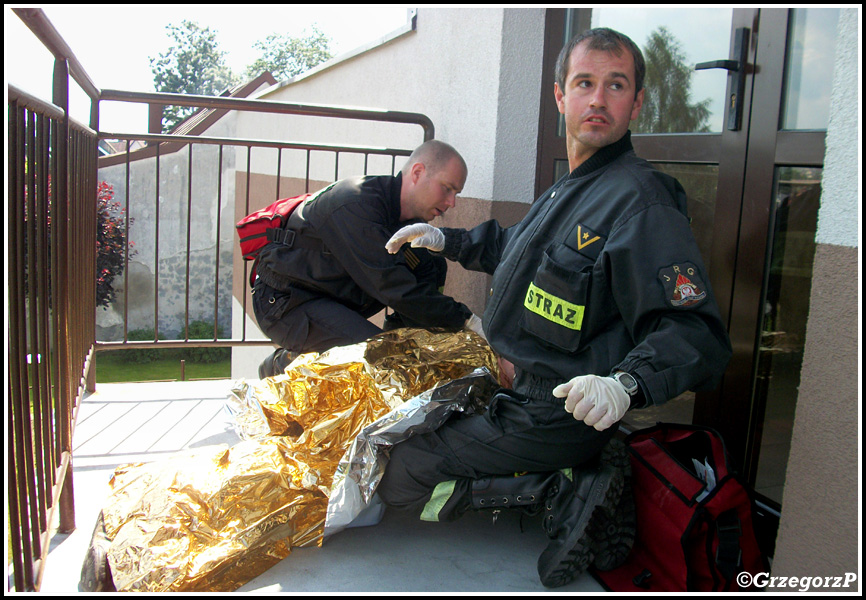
[
  {"xmin": 80, "ymin": 126, "xmax": 96, "ymax": 381},
  {"xmin": 36, "ymin": 111, "xmax": 56, "ymax": 490},
  {"xmin": 305, "ymin": 150, "xmax": 311, "ymax": 193},
  {"xmin": 242, "ymin": 145, "xmax": 252, "ymax": 341},
  {"xmin": 276, "ymin": 146, "xmax": 282, "ymax": 200},
  {"xmin": 9, "ymin": 99, "xmax": 35, "ymax": 591},
  {"xmin": 49, "ymin": 100, "xmax": 62, "ymax": 464},
  {"xmin": 52, "ymin": 57, "xmax": 72, "ymax": 476},
  {"xmin": 334, "ymin": 150, "xmax": 340, "ymax": 181},
  {"xmin": 22, "ymin": 108, "xmax": 43, "ymax": 560},
  {"xmin": 123, "ymin": 140, "xmax": 131, "ymax": 342},
  {"xmin": 364, "ymin": 153, "xmax": 369, "ymax": 176},
  {"xmin": 154, "ymin": 143, "xmax": 160, "ymax": 341},
  {"xmin": 185, "ymin": 143, "xmax": 193, "ymax": 340},
  {"xmin": 391, "ymin": 154, "xmax": 396, "ymax": 176},
  {"xmin": 88, "ymin": 130, "xmax": 98, "ymax": 371},
  {"xmin": 26, "ymin": 108, "xmax": 50, "ymax": 534},
  {"xmin": 82, "ymin": 127, "xmax": 96, "ymax": 392},
  {"xmin": 213, "ymin": 144, "xmax": 224, "ymax": 339},
  {"xmin": 70, "ymin": 128, "xmax": 80, "ymax": 379}
]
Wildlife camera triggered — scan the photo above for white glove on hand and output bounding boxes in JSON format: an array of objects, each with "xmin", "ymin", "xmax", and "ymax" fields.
[
  {"xmin": 465, "ymin": 313, "xmax": 486, "ymax": 341},
  {"xmin": 553, "ymin": 374, "xmax": 630, "ymax": 432},
  {"xmin": 385, "ymin": 223, "xmax": 445, "ymax": 253}
]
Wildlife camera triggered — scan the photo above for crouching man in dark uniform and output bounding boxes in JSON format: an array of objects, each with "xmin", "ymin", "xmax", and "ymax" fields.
[
  {"xmin": 382, "ymin": 28, "xmax": 732, "ymax": 588},
  {"xmin": 253, "ymin": 140, "xmax": 483, "ymax": 378}
]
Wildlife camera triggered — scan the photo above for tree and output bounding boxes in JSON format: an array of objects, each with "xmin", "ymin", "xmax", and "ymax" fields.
[
  {"xmin": 149, "ymin": 20, "xmax": 239, "ymax": 132},
  {"xmin": 24, "ymin": 179, "xmax": 134, "ymax": 309},
  {"xmin": 244, "ymin": 26, "xmax": 333, "ymax": 81},
  {"xmin": 96, "ymin": 181, "xmax": 136, "ymax": 309},
  {"xmin": 634, "ymin": 27, "xmax": 712, "ymax": 134}
]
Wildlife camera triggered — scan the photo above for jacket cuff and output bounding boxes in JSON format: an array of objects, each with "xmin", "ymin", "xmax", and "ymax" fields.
[
  {"xmin": 438, "ymin": 227, "xmax": 464, "ymax": 261},
  {"xmin": 614, "ymin": 360, "xmax": 659, "ymax": 408}
]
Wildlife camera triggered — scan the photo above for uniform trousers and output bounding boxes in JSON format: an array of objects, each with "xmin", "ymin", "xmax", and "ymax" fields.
[
  {"xmin": 252, "ymin": 250, "xmax": 448, "ymax": 355},
  {"xmin": 376, "ymin": 388, "xmax": 614, "ymax": 521},
  {"xmin": 252, "ymin": 278, "xmax": 382, "ymax": 355}
]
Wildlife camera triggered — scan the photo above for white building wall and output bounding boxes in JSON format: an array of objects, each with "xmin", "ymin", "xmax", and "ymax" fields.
[
  {"xmin": 814, "ymin": 7, "xmax": 860, "ymax": 249},
  {"xmin": 234, "ymin": 7, "xmax": 549, "ymax": 204},
  {"xmin": 493, "ymin": 8, "xmax": 546, "ymax": 205}
]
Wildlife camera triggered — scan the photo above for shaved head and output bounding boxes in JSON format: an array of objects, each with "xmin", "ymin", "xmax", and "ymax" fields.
[{"xmin": 402, "ymin": 140, "xmax": 467, "ymax": 179}]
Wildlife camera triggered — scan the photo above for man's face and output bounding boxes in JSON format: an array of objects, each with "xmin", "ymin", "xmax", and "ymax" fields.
[
  {"xmin": 554, "ymin": 41, "xmax": 644, "ymax": 168},
  {"xmin": 403, "ymin": 156, "xmax": 467, "ymax": 222}
]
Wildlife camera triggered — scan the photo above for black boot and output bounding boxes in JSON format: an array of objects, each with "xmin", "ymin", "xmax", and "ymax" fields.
[
  {"xmin": 470, "ymin": 471, "xmax": 557, "ymax": 514},
  {"xmin": 536, "ymin": 464, "xmax": 624, "ymax": 588},
  {"xmin": 258, "ymin": 348, "xmax": 295, "ymax": 378},
  {"xmin": 592, "ymin": 438, "xmax": 636, "ymax": 571}
]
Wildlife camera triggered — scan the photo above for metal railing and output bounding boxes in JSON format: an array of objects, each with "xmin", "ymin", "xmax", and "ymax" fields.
[
  {"xmin": 93, "ymin": 125, "xmax": 422, "ymax": 353},
  {"xmin": 7, "ymin": 85, "xmax": 98, "ymax": 592},
  {"xmin": 8, "ymin": 7, "xmax": 434, "ymax": 591}
]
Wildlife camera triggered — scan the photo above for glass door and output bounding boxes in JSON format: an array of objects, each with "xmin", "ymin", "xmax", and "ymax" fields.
[{"xmin": 537, "ymin": 8, "xmax": 838, "ymax": 514}]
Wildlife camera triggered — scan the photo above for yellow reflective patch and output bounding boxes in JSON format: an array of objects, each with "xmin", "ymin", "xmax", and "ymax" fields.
[
  {"xmin": 421, "ymin": 480, "xmax": 457, "ymax": 522},
  {"xmin": 524, "ymin": 282, "xmax": 585, "ymax": 330}
]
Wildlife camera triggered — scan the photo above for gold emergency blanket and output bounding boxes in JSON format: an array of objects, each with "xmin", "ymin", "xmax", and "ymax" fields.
[{"xmin": 100, "ymin": 329, "xmax": 499, "ymax": 592}]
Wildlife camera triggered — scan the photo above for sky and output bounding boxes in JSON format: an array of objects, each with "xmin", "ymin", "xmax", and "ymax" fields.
[{"xmin": 5, "ymin": 5, "xmax": 412, "ymax": 133}]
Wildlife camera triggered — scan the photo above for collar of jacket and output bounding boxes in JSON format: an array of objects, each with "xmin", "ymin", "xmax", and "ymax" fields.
[{"xmin": 567, "ymin": 130, "xmax": 634, "ymax": 180}]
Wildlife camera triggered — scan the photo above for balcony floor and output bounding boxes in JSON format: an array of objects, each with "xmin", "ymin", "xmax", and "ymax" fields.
[{"xmin": 39, "ymin": 379, "xmax": 605, "ymax": 593}]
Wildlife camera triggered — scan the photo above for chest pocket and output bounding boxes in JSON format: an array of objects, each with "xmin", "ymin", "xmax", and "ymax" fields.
[{"xmin": 518, "ymin": 246, "xmax": 594, "ymax": 353}]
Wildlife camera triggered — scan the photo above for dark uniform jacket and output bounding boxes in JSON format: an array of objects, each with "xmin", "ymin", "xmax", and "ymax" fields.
[
  {"xmin": 255, "ymin": 173, "xmax": 472, "ymax": 328},
  {"xmin": 440, "ymin": 132, "xmax": 732, "ymax": 405}
]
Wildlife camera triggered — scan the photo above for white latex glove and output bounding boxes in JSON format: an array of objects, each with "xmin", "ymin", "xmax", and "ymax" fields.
[
  {"xmin": 385, "ymin": 223, "xmax": 445, "ymax": 253},
  {"xmin": 553, "ymin": 374, "xmax": 630, "ymax": 432},
  {"xmin": 465, "ymin": 313, "xmax": 486, "ymax": 341}
]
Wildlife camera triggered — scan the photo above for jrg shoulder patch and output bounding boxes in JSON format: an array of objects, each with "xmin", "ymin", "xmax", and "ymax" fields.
[{"xmin": 658, "ymin": 263, "xmax": 708, "ymax": 308}]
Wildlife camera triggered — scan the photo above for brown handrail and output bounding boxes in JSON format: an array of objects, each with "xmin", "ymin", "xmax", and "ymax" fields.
[
  {"xmin": 100, "ymin": 130, "xmax": 416, "ymax": 154},
  {"xmin": 99, "ymin": 88, "xmax": 436, "ymax": 141}
]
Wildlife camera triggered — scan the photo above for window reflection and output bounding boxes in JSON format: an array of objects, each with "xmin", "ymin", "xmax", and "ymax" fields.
[
  {"xmin": 752, "ymin": 167, "xmax": 821, "ymax": 505},
  {"xmin": 653, "ymin": 163, "xmax": 718, "ymax": 272},
  {"xmin": 781, "ymin": 8, "xmax": 840, "ymax": 130},
  {"xmin": 591, "ymin": 6, "xmax": 733, "ymax": 133}
]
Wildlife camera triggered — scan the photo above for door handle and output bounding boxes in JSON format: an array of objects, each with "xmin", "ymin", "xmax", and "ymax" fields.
[
  {"xmin": 695, "ymin": 59, "xmax": 739, "ymax": 72},
  {"xmin": 695, "ymin": 27, "xmax": 750, "ymax": 131}
]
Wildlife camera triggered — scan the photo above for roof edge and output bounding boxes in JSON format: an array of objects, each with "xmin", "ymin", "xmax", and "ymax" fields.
[{"xmin": 255, "ymin": 10, "xmax": 417, "ymax": 99}]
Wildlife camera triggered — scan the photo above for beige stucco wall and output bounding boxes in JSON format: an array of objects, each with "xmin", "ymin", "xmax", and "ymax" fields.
[{"xmin": 769, "ymin": 8, "xmax": 860, "ymax": 592}]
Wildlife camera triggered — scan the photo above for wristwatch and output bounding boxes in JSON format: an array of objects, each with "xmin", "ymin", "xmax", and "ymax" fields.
[{"xmin": 612, "ymin": 371, "xmax": 639, "ymax": 397}]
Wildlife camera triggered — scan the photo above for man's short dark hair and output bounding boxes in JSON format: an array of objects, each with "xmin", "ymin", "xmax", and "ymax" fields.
[
  {"xmin": 402, "ymin": 140, "xmax": 467, "ymax": 178},
  {"xmin": 555, "ymin": 27, "xmax": 646, "ymax": 98}
]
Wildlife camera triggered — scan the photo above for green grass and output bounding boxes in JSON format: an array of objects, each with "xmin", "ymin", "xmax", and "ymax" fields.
[{"xmin": 94, "ymin": 351, "xmax": 231, "ymax": 383}]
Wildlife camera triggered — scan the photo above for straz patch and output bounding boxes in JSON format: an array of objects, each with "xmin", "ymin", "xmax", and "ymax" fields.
[
  {"xmin": 524, "ymin": 282, "xmax": 585, "ymax": 330},
  {"xmin": 564, "ymin": 223, "xmax": 605, "ymax": 260},
  {"xmin": 658, "ymin": 263, "xmax": 708, "ymax": 308}
]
